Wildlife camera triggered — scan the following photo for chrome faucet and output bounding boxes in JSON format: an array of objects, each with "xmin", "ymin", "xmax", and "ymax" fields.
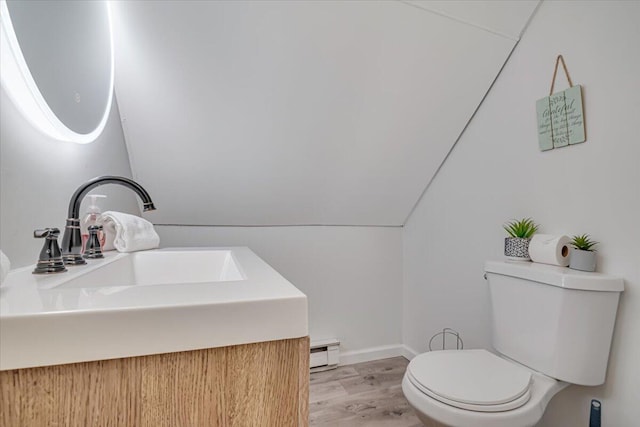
[{"xmin": 61, "ymin": 176, "xmax": 156, "ymax": 265}]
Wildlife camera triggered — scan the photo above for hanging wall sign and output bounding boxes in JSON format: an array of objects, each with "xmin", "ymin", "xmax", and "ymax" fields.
[{"xmin": 536, "ymin": 55, "xmax": 586, "ymax": 151}]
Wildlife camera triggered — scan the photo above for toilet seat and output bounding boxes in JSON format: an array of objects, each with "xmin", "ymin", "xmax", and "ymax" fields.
[{"xmin": 406, "ymin": 349, "xmax": 532, "ymax": 412}]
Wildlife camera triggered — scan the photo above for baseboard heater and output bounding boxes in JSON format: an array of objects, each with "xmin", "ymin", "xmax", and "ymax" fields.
[{"xmin": 310, "ymin": 339, "xmax": 340, "ymax": 372}]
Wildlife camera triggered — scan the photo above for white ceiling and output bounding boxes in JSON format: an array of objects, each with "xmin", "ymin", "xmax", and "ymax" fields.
[{"xmin": 112, "ymin": 1, "xmax": 538, "ymax": 226}]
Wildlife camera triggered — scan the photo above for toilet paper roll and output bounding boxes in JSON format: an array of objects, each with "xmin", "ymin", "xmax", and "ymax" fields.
[{"xmin": 528, "ymin": 234, "xmax": 571, "ymax": 267}]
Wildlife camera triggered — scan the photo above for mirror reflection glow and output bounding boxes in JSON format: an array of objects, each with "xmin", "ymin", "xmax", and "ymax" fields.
[{"xmin": 0, "ymin": 0, "xmax": 114, "ymax": 144}]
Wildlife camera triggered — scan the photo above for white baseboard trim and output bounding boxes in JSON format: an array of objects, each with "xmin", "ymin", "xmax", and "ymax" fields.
[
  {"xmin": 339, "ymin": 344, "xmax": 404, "ymax": 366},
  {"xmin": 339, "ymin": 344, "xmax": 424, "ymax": 366},
  {"xmin": 401, "ymin": 344, "xmax": 420, "ymax": 361}
]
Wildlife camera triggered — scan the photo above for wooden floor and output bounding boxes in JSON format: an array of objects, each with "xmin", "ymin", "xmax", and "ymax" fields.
[{"xmin": 309, "ymin": 357, "xmax": 422, "ymax": 426}]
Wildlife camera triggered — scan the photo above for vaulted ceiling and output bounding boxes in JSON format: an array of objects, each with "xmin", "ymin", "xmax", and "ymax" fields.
[{"xmin": 112, "ymin": 0, "xmax": 539, "ymax": 226}]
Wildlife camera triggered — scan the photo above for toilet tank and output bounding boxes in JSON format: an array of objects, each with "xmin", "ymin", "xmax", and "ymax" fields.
[{"xmin": 484, "ymin": 261, "xmax": 623, "ymax": 386}]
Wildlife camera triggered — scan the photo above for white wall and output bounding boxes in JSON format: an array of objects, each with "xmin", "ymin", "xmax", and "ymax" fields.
[
  {"xmin": 106, "ymin": 0, "xmax": 534, "ymax": 361},
  {"xmin": 112, "ymin": 0, "xmax": 519, "ymax": 226},
  {"xmin": 158, "ymin": 225, "xmax": 403, "ymax": 362},
  {"xmin": 403, "ymin": 1, "xmax": 640, "ymax": 426},
  {"xmin": 0, "ymin": 89, "xmax": 140, "ymax": 268}
]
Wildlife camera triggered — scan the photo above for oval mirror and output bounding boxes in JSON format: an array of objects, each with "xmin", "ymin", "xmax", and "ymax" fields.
[{"xmin": 0, "ymin": 0, "xmax": 113, "ymax": 143}]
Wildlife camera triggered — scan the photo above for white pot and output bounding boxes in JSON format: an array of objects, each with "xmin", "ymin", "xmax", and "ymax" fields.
[{"xmin": 569, "ymin": 249, "xmax": 597, "ymax": 272}]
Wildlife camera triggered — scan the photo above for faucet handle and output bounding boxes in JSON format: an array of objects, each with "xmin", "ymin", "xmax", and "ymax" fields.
[
  {"xmin": 33, "ymin": 228, "xmax": 67, "ymax": 274},
  {"xmin": 34, "ymin": 228, "xmax": 61, "ymax": 239},
  {"xmin": 83, "ymin": 225, "xmax": 104, "ymax": 259}
]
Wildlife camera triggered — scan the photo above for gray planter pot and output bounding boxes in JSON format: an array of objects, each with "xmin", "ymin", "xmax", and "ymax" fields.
[
  {"xmin": 569, "ymin": 249, "xmax": 597, "ymax": 272},
  {"xmin": 504, "ymin": 237, "xmax": 532, "ymax": 261}
]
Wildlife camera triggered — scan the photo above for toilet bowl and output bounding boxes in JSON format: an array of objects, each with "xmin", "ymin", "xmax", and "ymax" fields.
[{"xmin": 402, "ymin": 349, "xmax": 569, "ymax": 427}]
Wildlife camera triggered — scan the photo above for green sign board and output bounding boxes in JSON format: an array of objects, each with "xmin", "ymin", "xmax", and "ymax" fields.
[{"xmin": 536, "ymin": 85, "xmax": 586, "ymax": 151}]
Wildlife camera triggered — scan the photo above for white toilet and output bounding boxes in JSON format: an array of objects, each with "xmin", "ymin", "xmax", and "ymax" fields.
[{"xmin": 402, "ymin": 260, "xmax": 624, "ymax": 427}]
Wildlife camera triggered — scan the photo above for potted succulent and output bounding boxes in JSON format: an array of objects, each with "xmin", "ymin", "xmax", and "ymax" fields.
[
  {"xmin": 569, "ymin": 234, "xmax": 599, "ymax": 272},
  {"xmin": 503, "ymin": 218, "xmax": 539, "ymax": 261}
]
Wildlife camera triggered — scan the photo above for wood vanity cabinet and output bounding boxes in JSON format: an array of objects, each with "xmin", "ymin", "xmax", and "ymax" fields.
[{"xmin": 0, "ymin": 337, "xmax": 309, "ymax": 427}]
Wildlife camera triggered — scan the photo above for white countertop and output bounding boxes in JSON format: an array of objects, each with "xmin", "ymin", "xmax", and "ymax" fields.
[{"xmin": 0, "ymin": 247, "xmax": 308, "ymax": 370}]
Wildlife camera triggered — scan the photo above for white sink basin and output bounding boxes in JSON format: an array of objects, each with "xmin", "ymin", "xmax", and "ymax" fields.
[
  {"xmin": 0, "ymin": 247, "xmax": 307, "ymax": 371},
  {"xmin": 59, "ymin": 250, "xmax": 245, "ymax": 289}
]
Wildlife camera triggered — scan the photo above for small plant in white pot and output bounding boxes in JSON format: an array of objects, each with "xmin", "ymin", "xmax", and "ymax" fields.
[
  {"xmin": 503, "ymin": 218, "xmax": 539, "ymax": 261},
  {"xmin": 569, "ymin": 234, "xmax": 599, "ymax": 272}
]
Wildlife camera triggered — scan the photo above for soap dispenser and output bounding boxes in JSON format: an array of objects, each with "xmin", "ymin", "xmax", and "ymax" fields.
[{"xmin": 80, "ymin": 194, "xmax": 106, "ymax": 253}]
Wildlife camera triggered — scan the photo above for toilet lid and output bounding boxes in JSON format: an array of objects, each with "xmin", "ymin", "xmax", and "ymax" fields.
[{"xmin": 407, "ymin": 349, "xmax": 532, "ymax": 410}]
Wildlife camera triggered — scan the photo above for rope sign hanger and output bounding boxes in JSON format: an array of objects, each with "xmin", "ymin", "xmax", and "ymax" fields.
[{"xmin": 549, "ymin": 54, "xmax": 573, "ymax": 96}]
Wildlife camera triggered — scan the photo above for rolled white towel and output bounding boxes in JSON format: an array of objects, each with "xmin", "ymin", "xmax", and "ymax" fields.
[
  {"xmin": 97, "ymin": 211, "xmax": 160, "ymax": 253},
  {"xmin": 1, "ymin": 250, "xmax": 10, "ymax": 286}
]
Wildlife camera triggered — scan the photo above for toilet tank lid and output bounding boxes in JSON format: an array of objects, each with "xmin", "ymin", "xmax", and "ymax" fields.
[{"xmin": 484, "ymin": 261, "xmax": 624, "ymax": 292}]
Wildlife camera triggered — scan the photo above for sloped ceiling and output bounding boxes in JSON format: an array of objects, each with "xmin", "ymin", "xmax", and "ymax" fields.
[
  {"xmin": 404, "ymin": 0, "xmax": 538, "ymax": 40},
  {"xmin": 112, "ymin": 0, "xmax": 538, "ymax": 226}
]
